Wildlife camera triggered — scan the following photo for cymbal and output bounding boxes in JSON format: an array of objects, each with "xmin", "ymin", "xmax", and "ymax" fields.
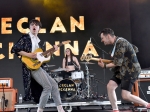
[
  {"xmin": 44, "ymin": 65, "xmax": 55, "ymax": 67},
  {"xmin": 51, "ymin": 68, "xmax": 67, "ymax": 72},
  {"xmin": 80, "ymin": 62, "xmax": 95, "ymax": 64}
]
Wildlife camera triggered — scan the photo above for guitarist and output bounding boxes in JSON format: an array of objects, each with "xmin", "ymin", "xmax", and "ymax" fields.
[
  {"xmin": 11, "ymin": 19, "xmax": 65, "ymax": 112},
  {"xmin": 97, "ymin": 28, "xmax": 150, "ymax": 112}
]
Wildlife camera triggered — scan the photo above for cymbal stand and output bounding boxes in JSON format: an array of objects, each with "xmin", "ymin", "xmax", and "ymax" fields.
[
  {"xmin": 84, "ymin": 63, "xmax": 90, "ymax": 98},
  {"xmin": 75, "ymin": 83, "xmax": 83, "ymax": 99}
]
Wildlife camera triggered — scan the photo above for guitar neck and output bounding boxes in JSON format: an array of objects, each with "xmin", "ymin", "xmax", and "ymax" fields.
[
  {"xmin": 91, "ymin": 58, "xmax": 113, "ymax": 64},
  {"xmin": 42, "ymin": 43, "xmax": 63, "ymax": 56}
]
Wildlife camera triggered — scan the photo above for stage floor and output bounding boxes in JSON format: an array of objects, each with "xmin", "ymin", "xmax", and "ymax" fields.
[
  {"xmin": 15, "ymin": 99, "xmax": 150, "ymax": 112},
  {"xmin": 15, "ymin": 106, "xmax": 149, "ymax": 112},
  {"xmin": 15, "ymin": 99, "xmax": 121, "ymax": 112},
  {"xmin": 14, "ymin": 99, "xmax": 150, "ymax": 112}
]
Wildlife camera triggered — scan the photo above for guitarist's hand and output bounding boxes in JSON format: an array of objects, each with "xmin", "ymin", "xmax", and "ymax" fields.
[
  {"xmin": 53, "ymin": 45, "xmax": 58, "ymax": 51},
  {"xmin": 98, "ymin": 58, "xmax": 105, "ymax": 68}
]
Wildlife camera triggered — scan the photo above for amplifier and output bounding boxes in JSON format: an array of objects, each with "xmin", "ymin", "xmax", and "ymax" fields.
[
  {"xmin": 139, "ymin": 70, "xmax": 150, "ymax": 78},
  {"xmin": 0, "ymin": 89, "xmax": 18, "ymax": 111},
  {"xmin": 141, "ymin": 70, "xmax": 150, "ymax": 74},
  {"xmin": 132, "ymin": 78, "xmax": 150, "ymax": 106},
  {"xmin": 0, "ymin": 78, "xmax": 13, "ymax": 88}
]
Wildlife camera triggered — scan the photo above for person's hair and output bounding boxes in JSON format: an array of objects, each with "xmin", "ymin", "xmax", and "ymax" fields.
[
  {"xmin": 29, "ymin": 19, "xmax": 42, "ymax": 28},
  {"xmin": 98, "ymin": 28, "xmax": 115, "ymax": 37},
  {"xmin": 65, "ymin": 48, "xmax": 74, "ymax": 66}
]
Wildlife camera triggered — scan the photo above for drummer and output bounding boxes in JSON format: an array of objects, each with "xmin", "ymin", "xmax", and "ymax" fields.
[{"xmin": 62, "ymin": 48, "xmax": 81, "ymax": 79}]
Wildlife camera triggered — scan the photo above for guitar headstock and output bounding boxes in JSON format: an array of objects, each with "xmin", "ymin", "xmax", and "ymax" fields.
[
  {"xmin": 62, "ymin": 40, "xmax": 71, "ymax": 45},
  {"xmin": 80, "ymin": 54, "xmax": 93, "ymax": 62}
]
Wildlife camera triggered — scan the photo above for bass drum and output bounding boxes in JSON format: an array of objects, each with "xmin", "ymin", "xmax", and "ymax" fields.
[{"xmin": 58, "ymin": 79, "xmax": 77, "ymax": 100}]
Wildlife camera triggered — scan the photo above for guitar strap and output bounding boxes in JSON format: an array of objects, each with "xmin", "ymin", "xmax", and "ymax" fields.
[
  {"xmin": 111, "ymin": 37, "xmax": 123, "ymax": 57},
  {"xmin": 111, "ymin": 37, "xmax": 138, "ymax": 57},
  {"xmin": 38, "ymin": 40, "xmax": 46, "ymax": 51}
]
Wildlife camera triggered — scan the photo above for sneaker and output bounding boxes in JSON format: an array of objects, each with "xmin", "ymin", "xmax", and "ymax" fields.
[
  {"xmin": 146, "ymin": 103, "xmax": 150, "ymax": 109},
  {"xmin": 113, "ymin": 110, "xmax": 119, "ymax": 112},
  {"xmin": 57, "ymin": 105, "xmax": 65, "ymax": 112}
]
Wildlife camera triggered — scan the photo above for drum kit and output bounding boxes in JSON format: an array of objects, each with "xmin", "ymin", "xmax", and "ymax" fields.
[{"xmin": 44, "ymin": 62, "xmax": 97, "ymax": 101}]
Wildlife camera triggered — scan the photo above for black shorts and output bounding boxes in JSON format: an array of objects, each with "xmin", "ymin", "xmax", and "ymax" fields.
[{"xmin": 110, "ymin": 74, "xmax": 137, "ymax": 92}]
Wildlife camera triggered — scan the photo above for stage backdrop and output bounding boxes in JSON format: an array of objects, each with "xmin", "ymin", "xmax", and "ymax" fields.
[
  {"xmin": 0, "ymin": 0, "xmax": 145, "ymax": 103},
  {"xmin": 130, "ymin": 0, "xmax": 150, "ymax": 69}
]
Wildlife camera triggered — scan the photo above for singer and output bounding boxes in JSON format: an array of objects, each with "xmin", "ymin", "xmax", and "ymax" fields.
[
  {"xmin": 97, "ymin": 28, "xmax": 150, "ymax": 112},
  {"xmin": 11, "ymin": 19, "xmax": 65, "ymax": 112},
  {"xmin": 61, "ymin": 48, "xmax": 81, "ymax": 79}
]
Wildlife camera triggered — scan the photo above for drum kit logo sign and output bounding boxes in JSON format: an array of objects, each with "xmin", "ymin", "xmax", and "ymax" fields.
[{"xmin": 58, "ymin": 79, "xmax": 77, "ymax": 100}]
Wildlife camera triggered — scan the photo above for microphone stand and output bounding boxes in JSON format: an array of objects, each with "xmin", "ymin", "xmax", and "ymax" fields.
[
  {"xmin": 84, "ymin": 62, "xmax": 90, "ymax": 98},
  {"xmin": 1, "ymin": 83, "xmax": 5, "ymax": 112},
  {"xmin": 90, "ymin": 39, "xmax": 108, "ymax": 100},
  {"xmin": 102, "ymin": 51, "xmax": 107, "ymax": 99}
]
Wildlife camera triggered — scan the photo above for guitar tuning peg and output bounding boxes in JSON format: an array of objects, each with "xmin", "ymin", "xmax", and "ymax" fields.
[{"xmin": 80, "ymin": 54, "xmax": 85, "ymax": 61}]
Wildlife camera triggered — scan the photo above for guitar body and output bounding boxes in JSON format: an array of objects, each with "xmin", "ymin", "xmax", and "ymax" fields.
[
  {"xmin": 21, "ymin": 48, "xmax": 51, "ymax": 70},
  {"xmin": 21, "ymin": 40, "xmax": 71, "ymax": 70}
]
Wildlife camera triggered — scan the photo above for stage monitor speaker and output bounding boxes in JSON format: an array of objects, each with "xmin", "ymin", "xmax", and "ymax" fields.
[
  {"xmin": 132, "ymin": 78, "xmax": 150, "ymax": 106},
  {"xmin": 0, "ymin": 89, "xmax": 17, "ymax": 111}
]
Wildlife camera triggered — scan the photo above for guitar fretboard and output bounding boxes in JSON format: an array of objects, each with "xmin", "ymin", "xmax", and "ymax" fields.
[{"xmin": 42, "ymin": 43, "xmax": 63, "ymax": 56}]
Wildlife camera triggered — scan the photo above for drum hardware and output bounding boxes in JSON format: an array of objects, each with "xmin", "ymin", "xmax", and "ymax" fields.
[
  {"xmin": 74, "ymin": 83, "xmax": 84, "ymax": 99},
  {"xmin": 43, "ymin": 64, "xmax": 55, "ymax": 68},
  {"xmin": 51, "ymin": 67, "xmax": 98, "ymax": 100},
  {"xmin": 83, "ymin": 62, "xmax": 91, "ymax": 98},
  {"xmin": 89, "ymin": 74, "xmax": 94, "ymax": 78},
  {"xmin": 84, "ymin": 69, "xmax": 93, "ymax": 71},
  {"xmin": 79, "ymin": 70, "xmax": 100, "ymax": 99},
  {"xmin": 81, "ymin": 62, "xmax": 107, "ymax": 99},
  {"xmin": 50, "ymin": 72, "xmax": 63, "ymax": 83},
  {"xmin": 51, "ymin": 68, "xmax": 68, "ymax": 72},
  {"xmin": 93, "ymin": 77, "xmax": 108, "ymax": 100},
  {"xmin": 50, "ymin": 68, "xmax": 66, "ymax": 83},
  {"xmin": 43, "ymin": 64, "xmax": 55, "ymax": 72}
]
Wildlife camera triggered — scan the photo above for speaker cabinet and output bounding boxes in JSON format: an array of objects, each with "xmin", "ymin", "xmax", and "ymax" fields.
[
  {"xmin": 0, "ymin": 89, "xmax": 17, "ymax": 111},
  {"xmin": 132, "ymin": 78, "xmax": 150, "ymax": 106}
]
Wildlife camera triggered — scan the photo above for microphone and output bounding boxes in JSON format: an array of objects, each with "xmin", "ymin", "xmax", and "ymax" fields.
[
  {"xmin": 42, "ymin": 41, "xmax": 46, "ymax": 50},
  {"xmin": 89, "ymin": 37, "xmax": 108, "ymax": 54},
  {"xmin": 89, "ymin": 37, "xmax": 92, "ymax": 43},
  {"xmin": 43, "ymin": 41, "xmax": 46, "ymax": 47},
  {"xmin": 5, "ymin": 99, "xmax": 8, "ymax": 107}
]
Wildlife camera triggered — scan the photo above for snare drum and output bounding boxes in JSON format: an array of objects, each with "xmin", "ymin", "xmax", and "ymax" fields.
[
  {"xmin": 71, "ymin": 71, "xmax": 84, "ymax": 80},
  {"xmin": 58, "ymin": 79, "xmax": 77, "ymax": 100}
]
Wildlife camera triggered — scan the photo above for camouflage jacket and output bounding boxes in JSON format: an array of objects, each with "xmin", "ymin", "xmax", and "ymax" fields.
[{"xmin": 112, "ymin": 37, "xmax": 141, "ymax": 80}]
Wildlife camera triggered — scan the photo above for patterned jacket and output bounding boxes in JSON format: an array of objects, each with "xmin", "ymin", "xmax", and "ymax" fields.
[
  {"xmin": 11, "ymin": 34, "xmax": 43, "ymax": 103},
  {"xmin": 112, "ymin": 37, "xmax": 141, "ymax": 80}
]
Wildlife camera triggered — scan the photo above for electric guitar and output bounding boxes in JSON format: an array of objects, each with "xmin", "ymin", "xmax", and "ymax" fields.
[
  {"xmin": 80, "ymin": 54, "xmax": 113, "ymax": 64},
  {"xmin": 21, "ymin": 40, "xmax": 71, "ymax": 70}
]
